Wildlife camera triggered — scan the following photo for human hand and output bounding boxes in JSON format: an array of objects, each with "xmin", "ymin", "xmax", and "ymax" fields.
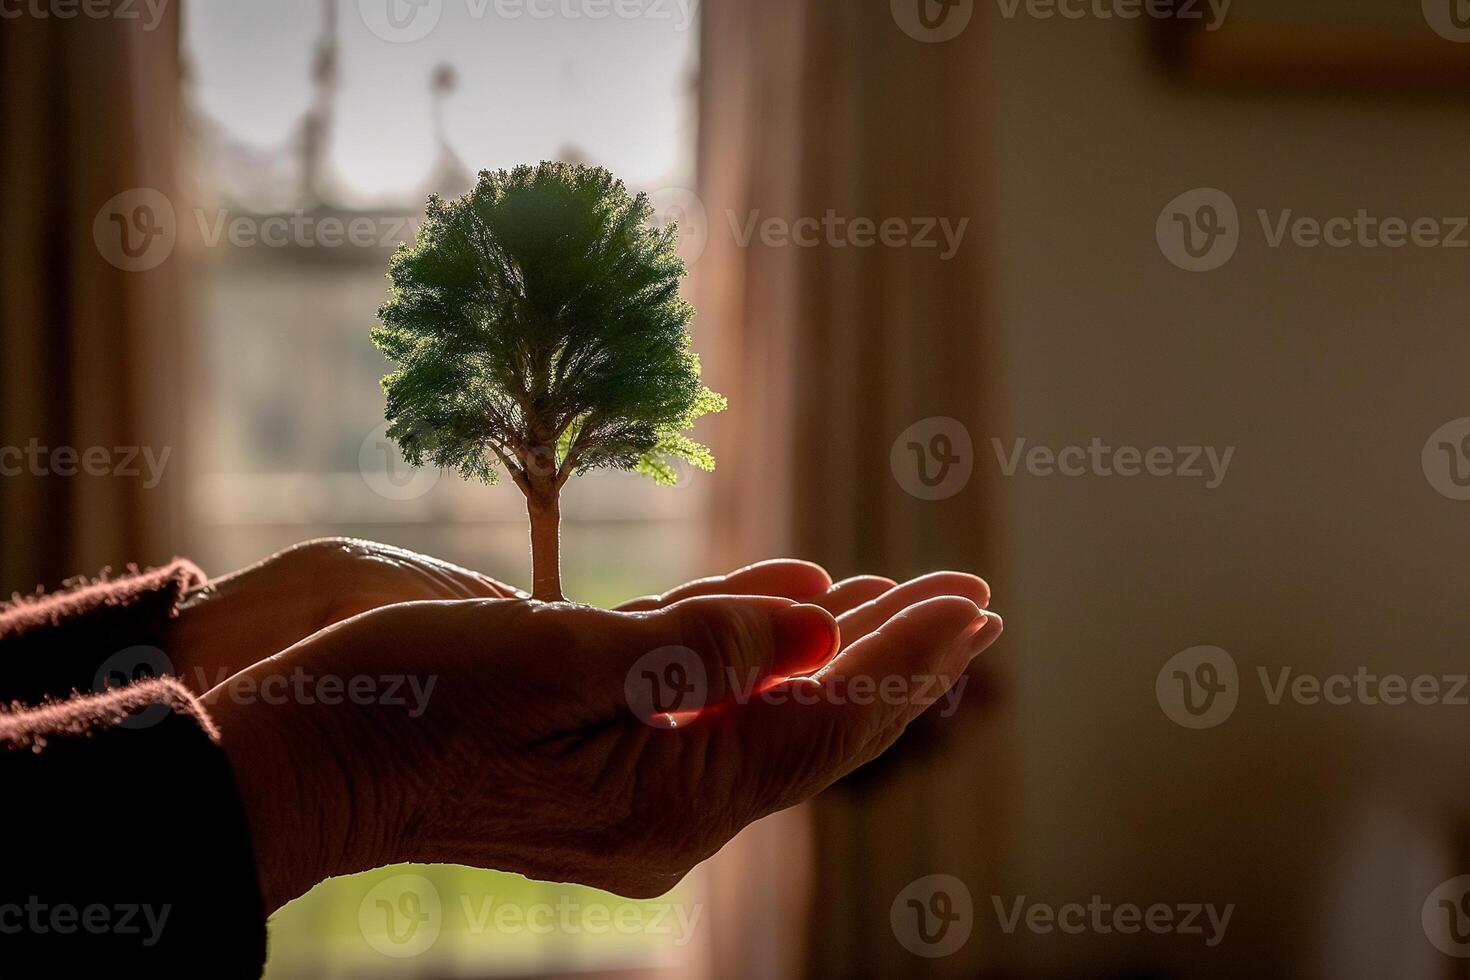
[
  {"xmin": 166, "ymin": 538, "xmax": 513, "ymax": 692},
  {"xmin": 208, "ymin": 569, "xmax": 1000, "ymax": 911},
  {"xmin": 166, "ymin": 545, "xmax": 846, "ymax": 692}
]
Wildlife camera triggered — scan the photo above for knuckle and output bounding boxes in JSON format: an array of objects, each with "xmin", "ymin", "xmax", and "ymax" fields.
[{"xmin": 675, "ymin": 602, "xmax": 766, "ymax": 695}]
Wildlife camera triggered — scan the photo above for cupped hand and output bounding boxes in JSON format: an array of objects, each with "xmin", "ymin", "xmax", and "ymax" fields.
[
  {"xmin": 165, "ymin": 538, "xmax": 515, "ymax": 691},
  {"xmin": 208, "ymin": 570, "xmax": 1000, "ymax": 911},
  {"xmin": 166, "ymin": 542, "xmax": 846, "ymax": 693}
]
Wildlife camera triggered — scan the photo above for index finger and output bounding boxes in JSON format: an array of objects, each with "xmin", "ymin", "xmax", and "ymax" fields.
[
  {"xmin": 733, "ymin": 597, "xmax": 1003, "ymax": 811},
  {"xmin": 617, "ymin": 560, "xmax": 833, "ymax": 612}
]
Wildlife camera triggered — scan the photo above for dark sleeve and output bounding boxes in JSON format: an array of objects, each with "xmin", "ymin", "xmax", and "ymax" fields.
[
  {"xmin": 0, "ymin": 560, "xmax": 206, "ymax": 706},
  {"xmin": 0, "ymin": 679, "xmax": 268, "ymax": 979}
]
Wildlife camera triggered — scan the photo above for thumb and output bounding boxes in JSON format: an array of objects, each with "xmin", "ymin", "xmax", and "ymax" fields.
[{"xmin": 625, "ymin": 597, "xmax": 839, "ymax": 723}]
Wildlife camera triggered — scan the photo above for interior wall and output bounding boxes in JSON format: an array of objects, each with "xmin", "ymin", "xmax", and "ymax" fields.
[{"xmin": 981, "ymin": 17, "xmax": 1470, "ymax": 979}]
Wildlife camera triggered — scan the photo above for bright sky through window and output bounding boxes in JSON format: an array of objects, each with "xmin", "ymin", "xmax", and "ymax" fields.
[{"xmin": 184, "ymin": 0, "xmax": 697, "ymax": 206}]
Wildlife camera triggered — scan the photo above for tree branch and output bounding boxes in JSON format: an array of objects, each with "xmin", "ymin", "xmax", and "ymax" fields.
[
  {"xmin": 488, "ymin": 441, "xmax": 531, "ymax": 495},
  {"xmin": 556, "ymin": 414, "xmax": 603, "ymax": 486}
]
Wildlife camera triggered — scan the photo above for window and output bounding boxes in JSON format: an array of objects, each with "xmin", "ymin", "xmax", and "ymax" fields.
[{"xmin": 181, "ymin": 1, "xmax": 707, "ymax": 974}]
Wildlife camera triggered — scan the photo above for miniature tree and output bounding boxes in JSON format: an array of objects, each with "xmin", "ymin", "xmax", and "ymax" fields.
[{"xmin": 371, "ymin": 163, "xmax": 725, "ymax": 602}]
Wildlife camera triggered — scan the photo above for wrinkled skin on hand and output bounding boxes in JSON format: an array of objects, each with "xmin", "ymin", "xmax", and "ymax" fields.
[
  {"xmin": 209, "ymin": 561, "xmax": 1001, "ymax": 910},
  {"xmin": 168, "ymin": 538, "xmax": 515, "ymax": 691}
]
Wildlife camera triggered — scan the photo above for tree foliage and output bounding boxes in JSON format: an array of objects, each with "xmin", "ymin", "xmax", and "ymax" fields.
[{"xmin": 372, "ymin": 162, "xmax": 725, "ymax": 495}]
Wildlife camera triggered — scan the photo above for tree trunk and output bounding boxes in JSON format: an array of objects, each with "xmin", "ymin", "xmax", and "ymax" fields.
[{"xmin": 527, "ymin": 491, "xmax": 564, "ymax": 602}]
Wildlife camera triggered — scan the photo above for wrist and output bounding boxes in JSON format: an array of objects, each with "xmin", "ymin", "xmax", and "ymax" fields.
[
  {"xmin": 208, "ymin": 663, "xmax": 355, "ymax": 913},
  {"xmin": 205, "ymin": 622, "xmax": 426, "ymax": 912},
  {"xmin": 165, "ymin": 553, "xmax": 331, "ymax": 691}
]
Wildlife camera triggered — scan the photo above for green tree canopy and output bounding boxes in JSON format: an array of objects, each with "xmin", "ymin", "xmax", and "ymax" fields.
[{"xmin": 371, "ymin": 162, "xmax": 725, "ymax": 600}]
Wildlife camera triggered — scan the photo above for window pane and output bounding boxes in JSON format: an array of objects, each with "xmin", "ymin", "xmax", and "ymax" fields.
[{"xmin": 181, "ymin": 1, "xmax": 705, "ymax": 974}]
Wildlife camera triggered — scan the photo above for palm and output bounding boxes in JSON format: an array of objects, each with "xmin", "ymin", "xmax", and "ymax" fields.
[{"xmin": 350, "ymin": 569, "xmax": 997, "ymax": 898}]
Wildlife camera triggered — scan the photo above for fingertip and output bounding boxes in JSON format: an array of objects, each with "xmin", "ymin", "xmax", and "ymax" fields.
[
  {"xmin": 907, "ymin": 571, "xmax": 991, "ymax": 607},
  {"xmin": 747, "ymin": 557, "xmax": 831, "ymax": 577},
  {"xmin": 722, "ymin": 559, "xmax": 833, "ymax": 600},
  {"xmin": 888, "ymin": 594, "xmax": 984, "ymax": 632},
  {"xmin": 761, "ymin": 558, "xmax": 835, "ymax": 592},
  {"xmin": 969, "ymin": 609, "xmax": 1004, "ymax": 652}
]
